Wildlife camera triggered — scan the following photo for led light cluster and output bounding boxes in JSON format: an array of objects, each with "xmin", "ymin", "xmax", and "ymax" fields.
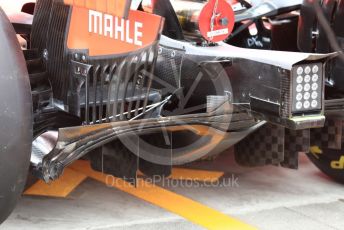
[{"xmin": 292, "ymin": 63, "xmax": 322, "ymax": 113}]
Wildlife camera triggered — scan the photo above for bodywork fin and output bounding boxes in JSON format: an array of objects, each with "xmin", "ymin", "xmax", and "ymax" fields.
[{"xmin": 235, "ymin": 124, "xmax": 311, "ymax": 169}]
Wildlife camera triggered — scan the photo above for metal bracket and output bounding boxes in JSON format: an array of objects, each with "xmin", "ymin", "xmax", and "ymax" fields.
[{"xmin": 69, "ymin": 60, "xmax": 92, "ymax": 118}]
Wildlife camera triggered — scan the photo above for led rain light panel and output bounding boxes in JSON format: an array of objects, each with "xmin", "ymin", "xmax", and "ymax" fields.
[{"xmin": 292, "ymin": 63, "xmax": 323, "ymax": 113}]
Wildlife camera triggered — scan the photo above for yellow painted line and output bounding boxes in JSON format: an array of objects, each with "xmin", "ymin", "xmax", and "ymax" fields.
[
  {"xmin": 24, "ymin": 168, "xmax": 87, "ymax": 198},
  {"xmin": 71, "ymin": 161, "xmax": 256, "ymax": 230},
  {"xmin": 138, "ymin": 168, "xmax": 224, "ymax": 182}
]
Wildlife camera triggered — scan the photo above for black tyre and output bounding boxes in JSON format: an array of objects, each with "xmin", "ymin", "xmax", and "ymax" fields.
[
  {"xmin": 298, "ymin": 0, "xmax": 344, "ymax": 184},
  {"xmin": 0, "ymin": 9, "xmax": 33, "ymax": 223},
  {"xmin": 307, "ymin": 146, "xmax": 344, "ymax": 184}
]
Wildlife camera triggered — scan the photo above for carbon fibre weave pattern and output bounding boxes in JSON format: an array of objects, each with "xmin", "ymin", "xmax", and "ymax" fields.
[
  {"xmin": 31, "ymin": 0, "xmax": 71, "ymax": 102},
  {"xmin": 152, "ymin": 45, "xmax": 184, "ymax": 96},
  {"xmin": 235, "ymin": 124, "xmax": 311, "ymax": 169},
  {"xmin": 281, "ymin": 129, "xmax": 310, "ymax": 169},
  {"xmin": 31, "ymin": 0, "xmax": 160, "ymax": 124},
  {"xmin": 310, "ymin": 119, "xmax": 343, "ymax": 150},
  {"xmin": 234, "ymin": 123, "xmax": 285, "ymax": 167},
  {"xmin": 31, "ymin": 0, "xmax": 53, "ymax": 53}
]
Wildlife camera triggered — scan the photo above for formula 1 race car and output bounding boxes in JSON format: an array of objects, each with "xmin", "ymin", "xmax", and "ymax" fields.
[{"xmin": 0, "ymin": 0, "xmax": 342, "ymax": 224}]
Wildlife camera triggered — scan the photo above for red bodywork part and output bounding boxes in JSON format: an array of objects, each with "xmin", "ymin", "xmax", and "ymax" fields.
[{"xmin": 199, "ymin": 0, "xmax": 235, "ymax": 42}]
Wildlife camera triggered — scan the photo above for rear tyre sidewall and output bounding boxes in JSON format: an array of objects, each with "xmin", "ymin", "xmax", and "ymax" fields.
[
  {"xmin": 0, "ymin": 9, "xmax": 33, "ymax": 223},
  {"xmin": 307, "ymin": 148, "xmax": 344, "ymax": 184}
]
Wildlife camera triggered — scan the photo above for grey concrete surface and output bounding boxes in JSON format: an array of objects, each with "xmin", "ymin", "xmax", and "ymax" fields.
[{"xmin": 2, "ymin": 149, "xmax": 344, "ymax": 230}]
